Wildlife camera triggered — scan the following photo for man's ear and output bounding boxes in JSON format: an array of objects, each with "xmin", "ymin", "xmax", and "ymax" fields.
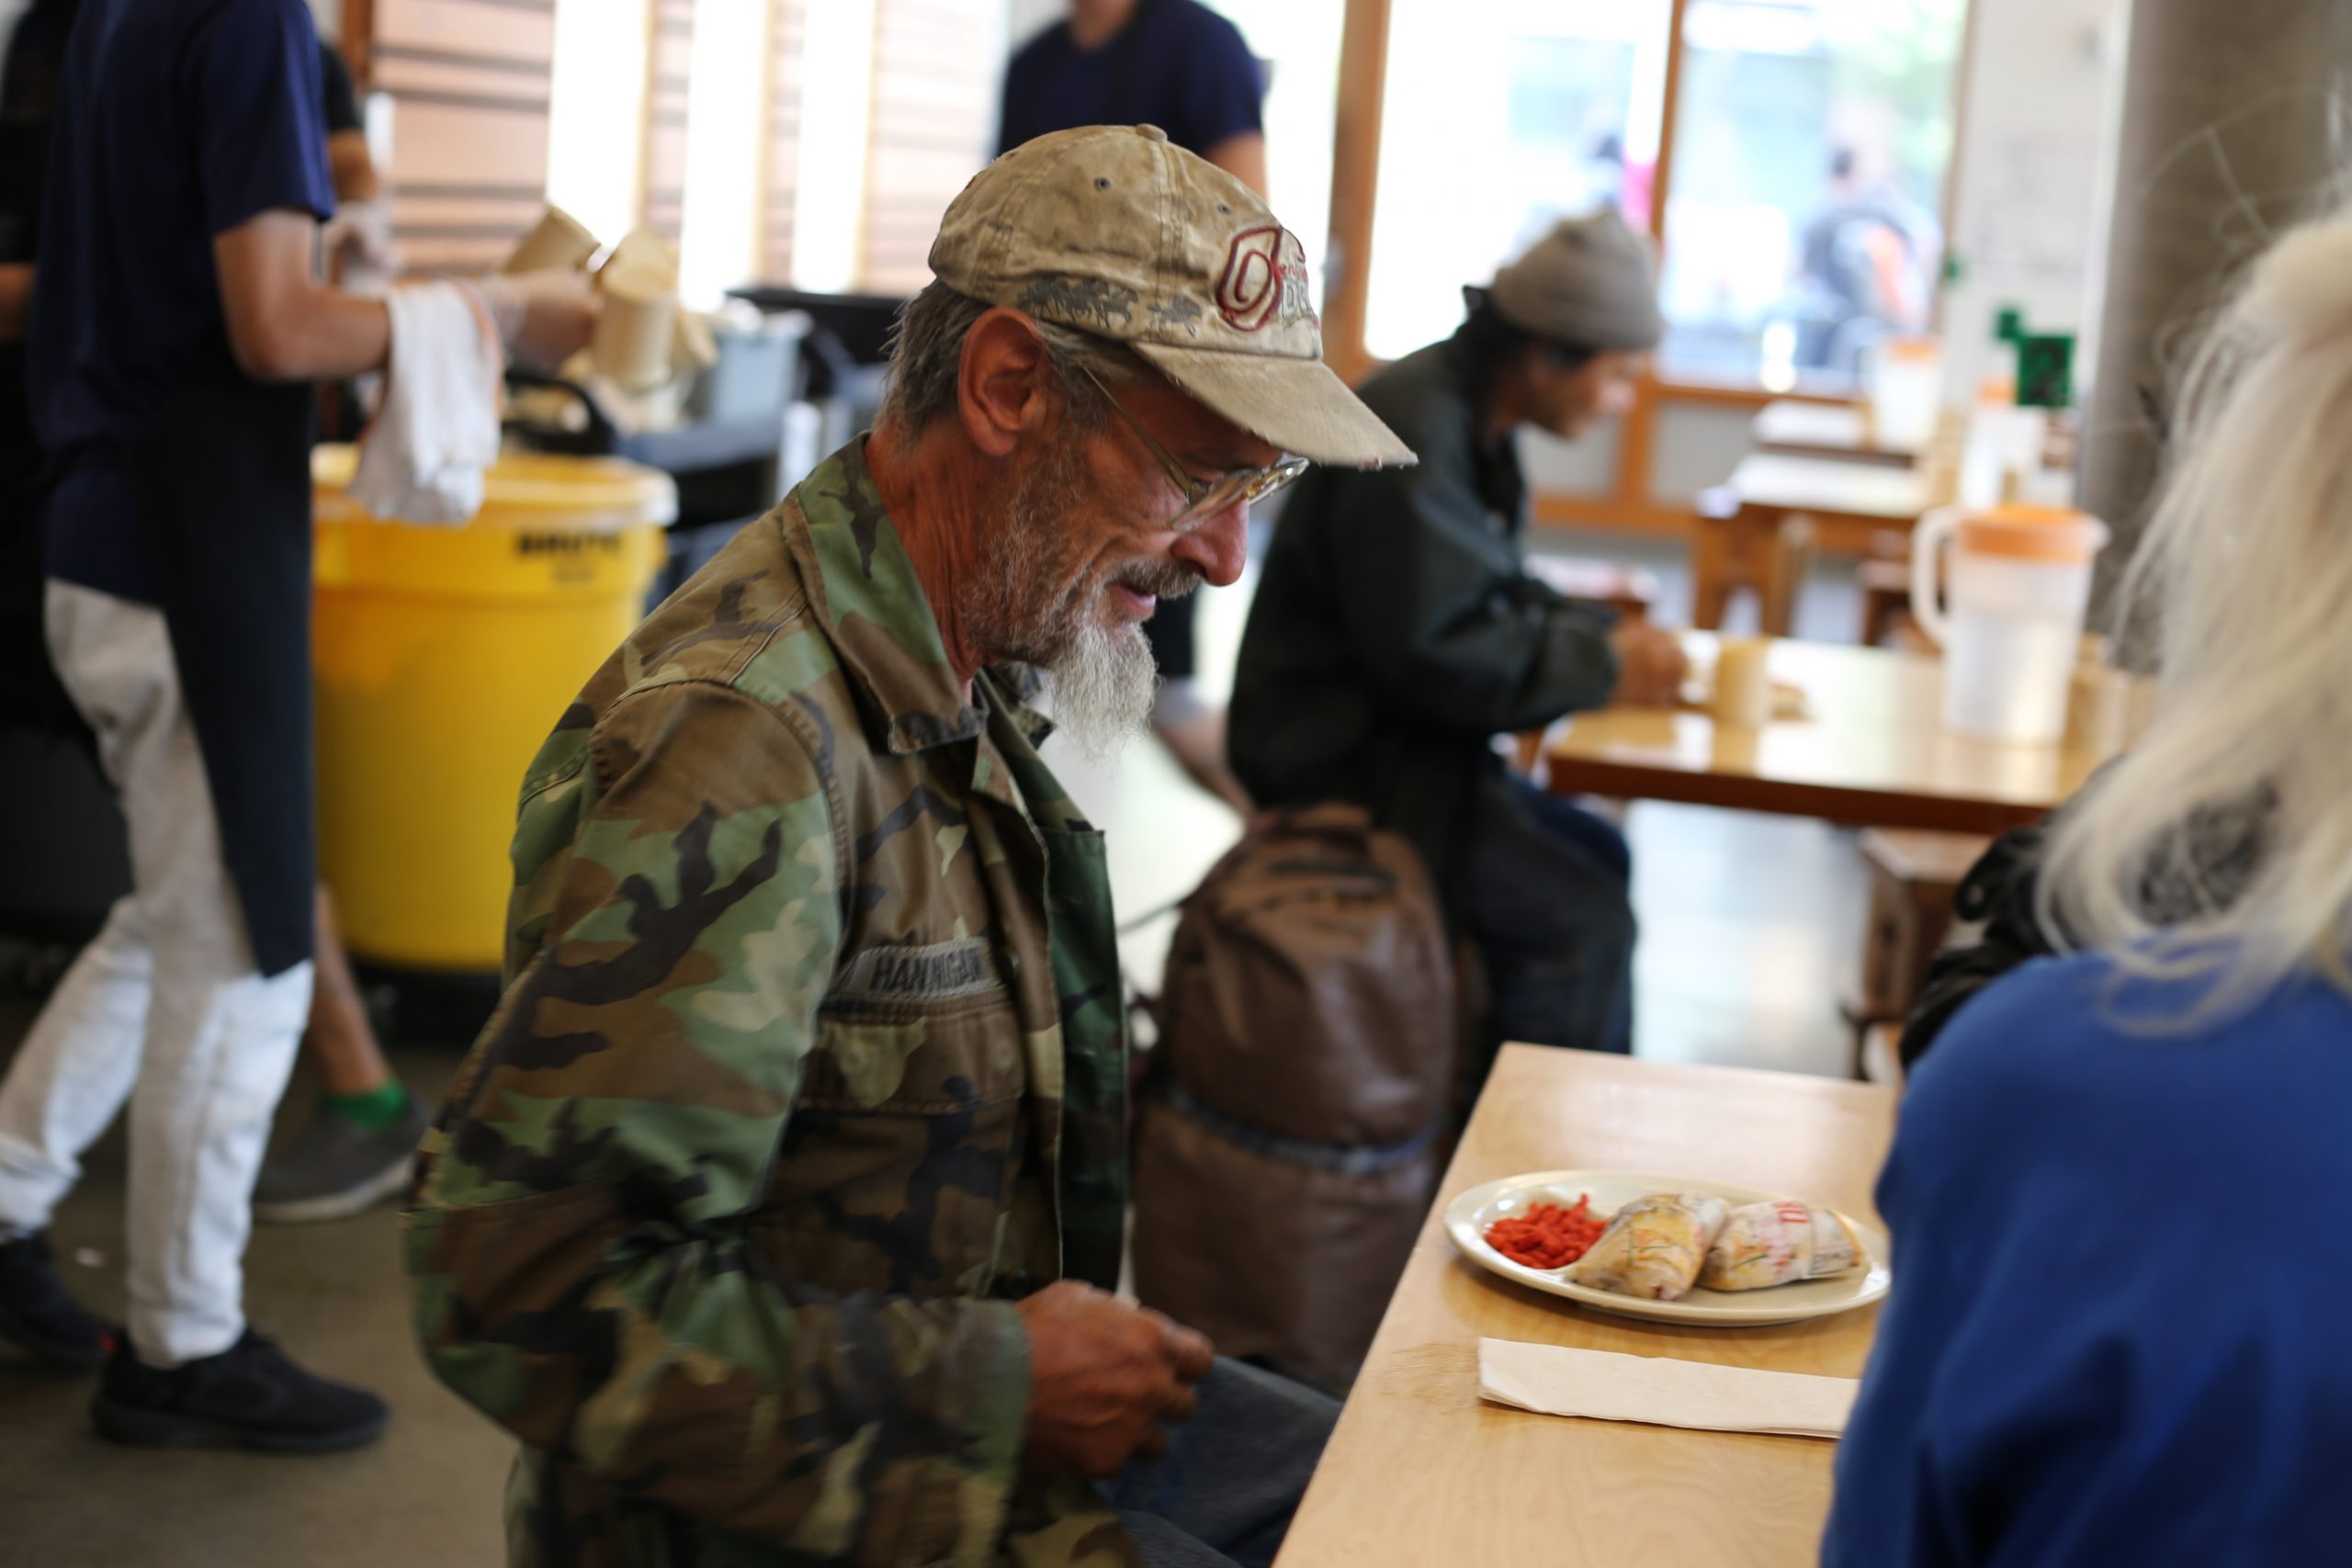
[{"xmin": 958, "ymin": 308, "xmax": 1056, "ymax": 459}]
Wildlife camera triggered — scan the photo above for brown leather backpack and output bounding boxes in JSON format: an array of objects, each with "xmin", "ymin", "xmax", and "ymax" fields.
[{"xmin": 1132, "ymin": 804, "xmax": 1457, "ymax": 1393}]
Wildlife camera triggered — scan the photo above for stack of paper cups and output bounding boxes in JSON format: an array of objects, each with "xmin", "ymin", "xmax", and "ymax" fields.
[
  {"xmin": 502, "ymin": 205, "xmax": 600, "ymax": 276},
  {"xmin": 594, "ymin": 265, "xmax": 678, "ymax": 392}
]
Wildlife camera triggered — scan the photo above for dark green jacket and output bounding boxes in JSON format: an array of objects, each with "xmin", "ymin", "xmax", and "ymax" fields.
[
  {"xmin": 405, "ymin": 441, "xmax": 1134, "ymax": 1567},
  {"xmin": 1229, "ymin": 332, "xmax": 1621, "ymax": 912}
]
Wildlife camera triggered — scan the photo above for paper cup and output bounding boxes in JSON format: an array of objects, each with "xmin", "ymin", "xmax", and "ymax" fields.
[
  {"xmin": 503, "ymin": 205, "xmax": 599, "ymax": 276},
  {"xmin": 594, "ymin": 266, "xmax": 677, "ymax": 391},
  {"xmin": 600, "ymin": 228, "xmax": 680, "ymax": 290},
  {"xmin": 1713, "ymin": 637, "xmax": 1772, "ymax": 728}
]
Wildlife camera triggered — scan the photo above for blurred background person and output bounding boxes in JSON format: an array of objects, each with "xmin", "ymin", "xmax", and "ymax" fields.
[
  {"xmin": 1792, "ymin": 145, "xmax": 1939, "ymax": 375},
  {"xmin": 0, "ymin": 0, "xmax": 589, "ymax": 1451},
  {"xmin": 252, "ymin": 35, "xmax": 429, "ymax": 1228},
  {"xmin": 999, "ymin": 0, "xmax": 1268, "ymax": 815},
  {"xmin": 1231, "ymin": 213, "xmax": 1688, "ymax": 1085}
]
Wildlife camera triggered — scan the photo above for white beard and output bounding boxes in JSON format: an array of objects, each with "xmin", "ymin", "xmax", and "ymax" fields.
[
  {"xmin": 1038, "ymin": 615, "xmax": 1158, "ymax": 761},
  {"xmin": 972, "ymin": 440, "xmax": 1168, "ymax": 761}
]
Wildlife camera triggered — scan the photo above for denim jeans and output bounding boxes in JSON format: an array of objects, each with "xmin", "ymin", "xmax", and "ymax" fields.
[
  {"xmin": 1099, "ymin": 1358, "xmax": 1342, "ymax": 1568},
  {"xmin": 1458, "ymin": 773, "xmax": 1635, "ymax": 1067}
]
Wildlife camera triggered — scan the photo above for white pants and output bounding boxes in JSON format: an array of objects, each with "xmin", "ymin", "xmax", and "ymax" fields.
[{"xmin": 0, "ymin": 582, "xmax": 311, "ymax": 1366}]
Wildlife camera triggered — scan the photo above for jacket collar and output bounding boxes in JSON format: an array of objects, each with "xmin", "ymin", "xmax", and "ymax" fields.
[{"xmin": 786, "ymin": 438, "xmax": 1053, "ymax": 754}]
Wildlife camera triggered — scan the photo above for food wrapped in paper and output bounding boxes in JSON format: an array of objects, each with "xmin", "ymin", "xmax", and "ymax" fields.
[
  {"xmin": 1697, "ymin": 1200, "xmax": 1861, "ymax": 1292},
  {"xmin": 1566, "ymin": 1193, "xmax": 1731, "ymax": 1301}
]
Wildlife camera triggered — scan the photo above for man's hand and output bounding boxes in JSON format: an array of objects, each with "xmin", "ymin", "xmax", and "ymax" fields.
[
  {"xmin": 1607, "ymin": 620, "xmax": 1690, "ymax": 707},
  {"xmin": 1016, "ymin": 1280, "xmax": 1214, "ymax": 1480},
  {"xmin": 475, "ymin": 269, "xmax": 599, "ymax": 373}
]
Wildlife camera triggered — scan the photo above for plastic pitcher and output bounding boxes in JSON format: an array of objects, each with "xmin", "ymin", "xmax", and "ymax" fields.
[{"xmin": 1910, "ymin": 503, "xmax": 2109, "ymax": 743}]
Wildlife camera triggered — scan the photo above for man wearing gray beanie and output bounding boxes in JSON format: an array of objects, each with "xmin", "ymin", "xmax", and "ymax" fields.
[{"xmin": 1229, "ymin": 210, "xmax": 1686, "ymax": 1085}]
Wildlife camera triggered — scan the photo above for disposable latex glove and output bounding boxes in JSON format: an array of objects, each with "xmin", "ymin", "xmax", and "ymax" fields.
[
  {"xmin": 322, "ymin": 199, "xmax": 399, "ymax": 282},
  {"xmin": 471, "ymin": 268, "xmax": 598, "ymax": 373}
]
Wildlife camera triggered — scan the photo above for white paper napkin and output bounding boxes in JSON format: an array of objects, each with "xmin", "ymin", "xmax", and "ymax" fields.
[{"xmin": 1478, "ymin": 1337, "xmax": 1857, "ymax": 1439}]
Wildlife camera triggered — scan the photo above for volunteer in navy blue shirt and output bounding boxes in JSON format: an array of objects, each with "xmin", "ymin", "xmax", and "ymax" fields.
[
  {"xmin": 1824, "ymin": 209, "xmax": 2352, "ymax": 1566},
  {"xmin": 0, "ymin": 0, "xmax": 586, "ymax": 1452},
  {"xmin": 1000, "ymin": 0, "xmax": 1266, "ymax": 816},
  {"xmin": 1000, "ymin": 0, "xmax": 1267, "ymax": 197}
]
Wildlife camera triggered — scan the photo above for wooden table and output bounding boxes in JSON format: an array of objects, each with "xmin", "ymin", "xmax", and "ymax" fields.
[
  {"xmin": 1277, "ymin": 1046, "xmax": 1897, "ymax": 1568},
  {"xmin": 1693, "ymin": 455, "xmax": 1939, "ymax": 636},
  {"xmin": 1543, "ymin": 634, "xmax": 2121, "ymax": 836},
  {"xmin": 1752, "ymin": 400, "xmax": 1921, "ymax": 468}
]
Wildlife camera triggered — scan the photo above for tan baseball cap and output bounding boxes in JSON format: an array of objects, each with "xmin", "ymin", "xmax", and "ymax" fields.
[{"xmin": 929, "ymin": 124, "xmax": 1415, "ymax": 469}]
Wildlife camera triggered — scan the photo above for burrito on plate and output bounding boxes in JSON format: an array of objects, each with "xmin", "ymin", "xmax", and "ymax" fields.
[
  {"xmin": 1697, "ymin": 1199, "xmax": 1862, "ymax": 1292},
  {"xmin": 1566, "ymin": 1192, "xmax": 1731, "ymax": 1301}
]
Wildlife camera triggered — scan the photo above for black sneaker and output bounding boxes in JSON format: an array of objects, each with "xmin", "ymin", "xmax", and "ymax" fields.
[
  {"xmin": 252, "ymin": 1094, "xmax": 430, "ymax": 1224},
  {"xmin": 0, "ymin": 1230, "xmax": 111, "ymax": 1371},
  {"xmin": 91, "ymin": 1330, "xmax": 390, "ymax": 1451}
]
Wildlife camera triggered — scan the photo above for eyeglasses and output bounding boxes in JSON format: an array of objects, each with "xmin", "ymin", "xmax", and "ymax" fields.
[{"xmin": 1077, "ymin": 364, "xmax": 1310, "ymax": 529}]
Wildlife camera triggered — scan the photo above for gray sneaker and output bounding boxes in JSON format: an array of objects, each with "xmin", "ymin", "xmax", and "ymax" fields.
[{"xmin": 252, "ymin": 1096, "xmax": 429, "ymax": 1224}]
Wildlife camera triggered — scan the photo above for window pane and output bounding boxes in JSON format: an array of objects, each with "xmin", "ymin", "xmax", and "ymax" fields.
[
  {"xmin": 1363, "ymin": 0, "xmax": 1673, "ymax": 363},
  {"xmin": 1216, "ymin": 0, "xmax": 1346, "ymax": 315},
  {"xmin": 1657, "ymin": 0, "xmax": 1967, "ymax": 389}
]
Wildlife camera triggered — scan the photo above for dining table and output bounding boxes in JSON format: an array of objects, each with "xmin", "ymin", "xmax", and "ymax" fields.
[
  {"xmin": 1692, "ymin": 455, "xmax": 1945, "ymax": 636},
  {"xmin": 1751, "ymin": 400, "xmax": 1923, "ymax": 468},
  {"xmin": 1541, "ymin": 633, "xmax": 2131, "ymax": 836},
  {"xmin": 1274, "ymin": 1044, "xmax": 1898, "ymax": 1568}
]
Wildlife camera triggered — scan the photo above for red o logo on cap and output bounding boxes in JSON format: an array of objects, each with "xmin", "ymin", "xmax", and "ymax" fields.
[{"xmin": 1216, "ymin": 225, "xmax": 1314, "ymax": 333}]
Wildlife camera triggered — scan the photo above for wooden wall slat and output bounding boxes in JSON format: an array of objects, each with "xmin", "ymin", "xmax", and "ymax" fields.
[
  {"xmin": 856, "ymin": 0, "xmax": 996, "ymax": 293},
  {"xmin": 760, "ymin": 0, "xmax": 806, "ymax": 283},
  {"xmin": 390, "ymin": 193, "xmax": 548, "ymax": 229},
  {"xmin": 374, "ymin": 0, "xmax": 551, "ymax": 61},
  {"xmin": 389, "ymin": 97, "xmax": 549, "ymax": 186},
  {"xmin": 638, "ymin": 0, "xmax": 695, "ymax": 243},
  {"xmin": 371, "ymin": 0, "xmax": 554, "ymax": 274}
]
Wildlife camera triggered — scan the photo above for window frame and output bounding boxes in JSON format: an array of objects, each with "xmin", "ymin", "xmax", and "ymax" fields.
[{"xmin": 1321, "ymin": 0, "xmax": 1977, "ymax": 534}]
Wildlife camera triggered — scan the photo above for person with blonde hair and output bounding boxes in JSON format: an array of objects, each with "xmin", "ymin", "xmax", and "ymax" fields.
[{"xmin": 1823, "ymin": 213, "xmax": 2352, "ymax": 1565}]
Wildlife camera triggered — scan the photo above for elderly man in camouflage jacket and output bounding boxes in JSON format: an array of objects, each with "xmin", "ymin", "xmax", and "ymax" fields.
[{"xmin": 403, "ymin": 126, "xmax": 1413, "ymax": 1568}]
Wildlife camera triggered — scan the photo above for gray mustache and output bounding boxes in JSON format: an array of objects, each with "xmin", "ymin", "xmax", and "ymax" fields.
[{"xmin": 1111, "ymin": 561, "xmax": 1202, "ymax": 600}]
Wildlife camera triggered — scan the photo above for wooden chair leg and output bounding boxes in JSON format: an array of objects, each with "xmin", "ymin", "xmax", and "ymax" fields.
[
  {"xmin": 1690, "ymin": 522, "xmax": 1736, "ymax": 631},
  {"xmin": 1760, "ymin": 515, "xmax": 1815, "ymax": 638}
]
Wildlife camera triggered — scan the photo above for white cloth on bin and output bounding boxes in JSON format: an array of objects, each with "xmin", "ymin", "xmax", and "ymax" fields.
[
  {"xmin": 1477, "ymin": 1337, "xmax": 1857, "ymax": 1439},
  {"xmin": 349, "ymin": 280, "xmax": 502, "ymax": 525}
]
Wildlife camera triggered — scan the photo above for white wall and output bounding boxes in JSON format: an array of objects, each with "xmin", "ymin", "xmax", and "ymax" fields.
[{"xmin": 1937, "ymin": 0, "xmax": 2131, "ymax": 404}]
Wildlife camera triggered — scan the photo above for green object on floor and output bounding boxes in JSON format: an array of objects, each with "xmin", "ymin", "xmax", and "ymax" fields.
[{"xmin": 322, "ymin": 1079, "xmax": 410, "ymax": 1133}]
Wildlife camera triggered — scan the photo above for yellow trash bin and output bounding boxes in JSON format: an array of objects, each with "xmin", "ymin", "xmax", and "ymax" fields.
[{"xmin": 311, "ymin": 446, "xmax": 675, "ymax": 971}]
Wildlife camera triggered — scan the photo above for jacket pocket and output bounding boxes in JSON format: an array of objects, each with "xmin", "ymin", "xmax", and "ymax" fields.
[{"xmin": 753, "ymin": 988, "xmax": 1028, "ymax": 1299}]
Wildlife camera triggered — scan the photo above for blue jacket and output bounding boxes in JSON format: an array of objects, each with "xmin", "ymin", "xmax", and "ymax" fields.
[{"xmin": 1826, "ymin": 951, "xmax": 2352, "ymax": 1567}]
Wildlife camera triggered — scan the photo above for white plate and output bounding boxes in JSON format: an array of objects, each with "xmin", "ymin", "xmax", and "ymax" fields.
[{"xmin": 1444, "ymin": 1168, "xmax": 1892, "ymax": 1327}]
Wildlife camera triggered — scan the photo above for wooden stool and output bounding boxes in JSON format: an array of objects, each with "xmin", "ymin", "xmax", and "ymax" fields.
[{"xmin": 1840, "ymin": 827, "xmax": 1992, "ymax": 1077}]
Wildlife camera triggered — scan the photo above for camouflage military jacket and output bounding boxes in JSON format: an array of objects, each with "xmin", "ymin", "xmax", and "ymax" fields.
[{"xmin": 405, "ymin": 441, "xmax": 1133, "ymax": 1568}]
